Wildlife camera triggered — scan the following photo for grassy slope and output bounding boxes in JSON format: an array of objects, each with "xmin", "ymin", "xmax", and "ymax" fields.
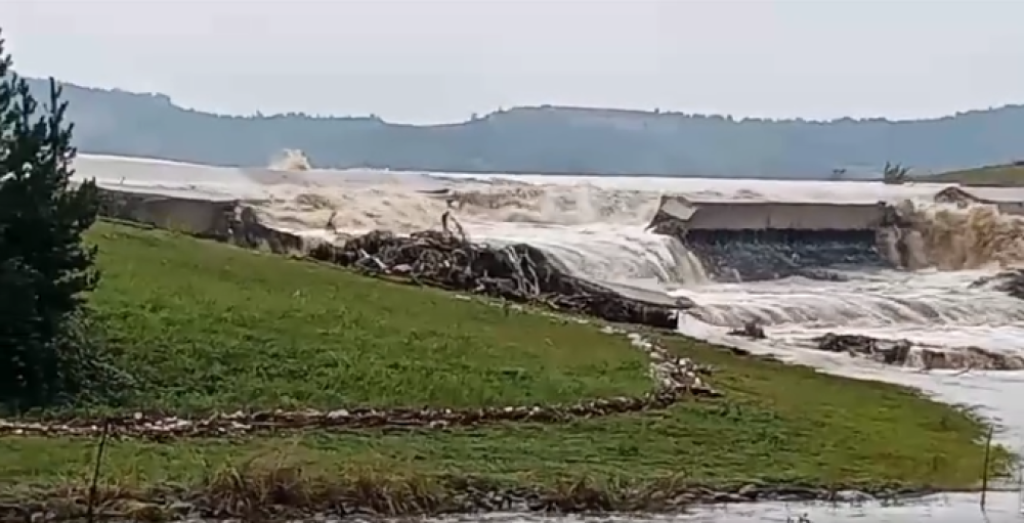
[
  {"xmin": 922, "ymin": 163, "xmax": 1024, "ymax": 186},
  {"xmin": 88, "ymin": 222, "xmax": 652, "ymax": 411},
  {"xmin": 0, "ymin": 222, "xmax": 1008, "ymax": 494}
]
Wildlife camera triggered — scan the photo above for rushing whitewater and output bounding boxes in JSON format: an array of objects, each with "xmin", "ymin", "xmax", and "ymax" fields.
[{"xmin": 74, "ymin": 153, "xmax": 1024, "ymax": 451}]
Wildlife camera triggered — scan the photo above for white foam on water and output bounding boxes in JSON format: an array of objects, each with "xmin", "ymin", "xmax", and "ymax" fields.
[
  {"xmin": 75, "ymin": 153, "xmax": 1024, "ymax": 521},
  {"xmin": 426, "ymin": 492, "xmax": 1023, "ymax": 521}
]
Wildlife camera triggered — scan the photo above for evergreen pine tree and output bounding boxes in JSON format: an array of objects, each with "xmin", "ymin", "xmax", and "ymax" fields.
[{"xmin": 0, "ymin": 27, "xmax": 121, "ymax": 411}]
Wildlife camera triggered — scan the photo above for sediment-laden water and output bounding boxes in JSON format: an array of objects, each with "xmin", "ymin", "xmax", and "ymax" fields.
[
  {"xmin": 161, "ymin": 492, "xmax": 1022, "ymax": 521},
  {"xmin": 73, "ymin": 153, "xmax": 1024, "ymax": 522},
  {"xmin": 428, "ymin": 492, "xmax": 1023, "ymax": 521}
]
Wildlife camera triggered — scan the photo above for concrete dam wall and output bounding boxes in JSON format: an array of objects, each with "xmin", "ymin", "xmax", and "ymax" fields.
[
  {"xmin": 647, "ymin": 196, "xmax": 891, "ymax": 281},
  {"xmin": 96, "ymin": 187, "xmax": 306, "ymax": 255},
  {"xmin": 97, "ymin": 188, "xmax": 237, "ymax": 237},
  {"xmin": 649, "ymin": 196, "xmax": 886, "ymax": 232}
]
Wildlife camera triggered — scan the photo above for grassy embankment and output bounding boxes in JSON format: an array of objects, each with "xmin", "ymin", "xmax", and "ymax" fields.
[
  {"xmin": 0, "ymin": 221, "xmax": 1010, "ymax": 516},
  {"xmin": 921, "ymin": 163, "xmax": 1024, "ymax": 186}
]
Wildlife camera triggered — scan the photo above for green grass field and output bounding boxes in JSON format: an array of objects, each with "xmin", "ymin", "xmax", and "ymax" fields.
[
  {"xmin": 0, "ymin": 221, "xmax": 1009, "ymax": 516},
  {"xmin": 88, "ymin": 222, "xmax": 652, "ymax": 412},
  {"xmin": 2, "ymin": 336, "xmax": 1003, "ymax": 488}
]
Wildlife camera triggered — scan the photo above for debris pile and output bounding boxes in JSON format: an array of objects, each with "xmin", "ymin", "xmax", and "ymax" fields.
[
  {"xmin": 0, "ymin": 390, "xmax": 706, "ymax": 440},
  {"xmin": 0, "ymin": 347, "xmax": 717, "ymax": 440},
  {"xmin": 2, "ymin": 325, "xmax": 721, "ymax": 441},
  {"xmin": 307, "ymin": 228, "xmax": 684, "ymax": 328}
]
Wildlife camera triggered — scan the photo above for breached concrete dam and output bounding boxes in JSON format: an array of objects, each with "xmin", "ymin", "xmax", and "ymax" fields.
[
  {"xmin": 93, "ymin": 172, "xmax": 907, "ymax": 285},
  {"xmin": 73, "ymin": 154, "xmax": 1024, "ymax": 522},
  {"xmin": 646, "ymin": 195, "xmax": 894, "ymax": 281},
  {"xmin": 81, "ymin": 153, "xmax": 1024, "ymax": 290}
]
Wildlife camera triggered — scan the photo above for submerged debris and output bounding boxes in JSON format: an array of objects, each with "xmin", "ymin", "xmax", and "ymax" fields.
[
  {"xmin": 814, "ymin": 333, "xmax": 913, "ymax": 365},
  {"xmin": 728, "ymin": 321, "xmax": 766, "ymax": 339},
  {"xmin": 812, "ymin": 332, "xmax": 1024, "ymax": 371},
  {"xmin": 970, "ymin": 269, "xmax": 1024, "ymax": 301}
]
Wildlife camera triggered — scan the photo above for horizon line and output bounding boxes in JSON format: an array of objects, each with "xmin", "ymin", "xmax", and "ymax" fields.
[{"xmin": 23, "ymin": 75, "xmax": 1024, "ymax": 129}]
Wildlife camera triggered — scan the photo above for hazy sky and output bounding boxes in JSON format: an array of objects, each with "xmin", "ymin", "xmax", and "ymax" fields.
[{"xmin": 4, "ymin": 0, "xmax": 1023, "ymax": 124}]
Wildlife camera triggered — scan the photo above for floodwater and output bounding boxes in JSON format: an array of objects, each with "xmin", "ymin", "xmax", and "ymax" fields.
[
  {"xmin": 438, "ymin": 492, "xmax": 1022, "ymax": 521},
  {"xmin": 73, "ymin": 153, "xmax": 1024, "ymax": 522}
]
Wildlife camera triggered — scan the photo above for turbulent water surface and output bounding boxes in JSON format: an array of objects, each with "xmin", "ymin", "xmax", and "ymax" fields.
[
  {"xmin": 75, "ymin": 154, "xmax": 1024, "ymax": 522},
  {"xmin": 434, "ymin": 493, "xmax": 1024, "ymax": 521}
]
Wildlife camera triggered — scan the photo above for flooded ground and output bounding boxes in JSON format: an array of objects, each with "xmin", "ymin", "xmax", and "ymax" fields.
[{"xmin": 423, "ymin": 492, "xmax": 1022, "ymax": 522}]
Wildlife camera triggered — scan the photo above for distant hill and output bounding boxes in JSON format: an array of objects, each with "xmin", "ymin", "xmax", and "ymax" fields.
[{"xmin": 25, "ymin": 77, "xmax": 1024, "ymax": 179}]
